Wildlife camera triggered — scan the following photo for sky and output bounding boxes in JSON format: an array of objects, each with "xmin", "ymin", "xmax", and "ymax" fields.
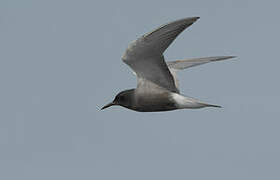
[{"xmin": 1, "ymin": 0, "xmax": 280, "ymax": 179}]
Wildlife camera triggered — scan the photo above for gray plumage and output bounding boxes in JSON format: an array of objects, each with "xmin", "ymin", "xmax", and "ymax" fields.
[{"xmin": 101, "ymin": 17, "xmax": 235, "ymax": 112}]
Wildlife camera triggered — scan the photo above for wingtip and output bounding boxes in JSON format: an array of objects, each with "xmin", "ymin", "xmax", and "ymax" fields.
[
  {"xmin": 181, "ymin": 17, "xmax": 200, "ymax": 23},
  {"xmin": 210, "ymin": 56, "xmax": 237, "ymax": 62},
  {"xmin": 190, "ymin": 17, "xmax": 200, "ymax": 22}
]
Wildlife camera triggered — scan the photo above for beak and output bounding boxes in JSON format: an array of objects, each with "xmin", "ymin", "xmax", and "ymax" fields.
[{"xmin": 101, "ymin": 102, "xmax": 115, "ymax": 110}]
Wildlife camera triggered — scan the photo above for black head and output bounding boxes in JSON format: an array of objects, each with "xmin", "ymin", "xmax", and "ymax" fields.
[{"xmin": 101, "ymin": 89, "xmax": 134, "ymax": 110}]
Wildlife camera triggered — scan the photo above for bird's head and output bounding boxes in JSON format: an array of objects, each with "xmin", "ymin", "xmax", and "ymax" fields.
[{"xmin": 101, "ymin": 89, "xmax": 134, "ymax": 110}]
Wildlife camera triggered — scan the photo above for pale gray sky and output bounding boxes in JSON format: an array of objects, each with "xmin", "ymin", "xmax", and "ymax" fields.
[{"xmin": 1, "ymin": 0, "xmax": 280, "ymax": 179}]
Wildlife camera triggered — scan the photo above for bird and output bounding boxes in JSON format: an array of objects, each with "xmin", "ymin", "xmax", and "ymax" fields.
[{"xmin": 101, "ymin": 17, "xmax": 235, "ymax": 112}]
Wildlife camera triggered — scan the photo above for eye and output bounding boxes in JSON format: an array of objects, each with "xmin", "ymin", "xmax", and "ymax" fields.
[
  {"xmin": 115, "ymin": 95, "xmax": 124, "ymax": 102},
  {"xmin": 119, "ymin": 96, "xmax": 124, "ymax": 101}
]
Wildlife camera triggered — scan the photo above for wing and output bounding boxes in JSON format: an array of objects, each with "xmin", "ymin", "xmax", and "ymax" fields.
[
  {"xmin": 167, "ymin": 56, "xmax": 236, "ymax": 90},
  {"xmin": 122, "ymin": 17, "xmax": 199, "ymax": 93},
  {"xmin": 167, "ymin": 56, "xmax": 236, "ymax": 70}
]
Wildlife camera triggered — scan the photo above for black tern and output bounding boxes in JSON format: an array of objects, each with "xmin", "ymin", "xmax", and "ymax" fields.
[{"xmin": 102, "ymin": 17, "xmax": 235, "ymax": 112}]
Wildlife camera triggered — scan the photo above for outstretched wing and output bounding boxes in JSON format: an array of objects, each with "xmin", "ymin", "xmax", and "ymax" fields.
[
  {"xmin": 167, "ymin": 56, "xmax": 235, "ymax": 70},
  {"xmin": 122, "ymin": 17, "xmax": 199, "ymax": 93},
  {"xmin": 167, "ymin": 56, "xmax": 236, "ymax": 90}
]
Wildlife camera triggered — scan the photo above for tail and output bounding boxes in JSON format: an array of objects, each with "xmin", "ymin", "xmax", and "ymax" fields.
[
  {"xmin": 198, "ymin": 102, "xmax": 222, "ymax": 108},
  {"xmin": 171, "ymin": 93, "xmax": 222, "ymax": 109},
  {"xmin": 167, "ymin": 56, "xmax": 236, "ymax": 70}
]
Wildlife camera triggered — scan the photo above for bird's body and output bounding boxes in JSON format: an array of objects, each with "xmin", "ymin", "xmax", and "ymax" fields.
[
  {"xmin": 101, "ymin": 17, "xmax": 235, "ymax": 112},
  {"xmin": 131, "ymin": 80, "xmax": 177, "ymax": 112},
  {"xmin": 121, "ymin": 89, "xmax": 177, "ymax": 112}
]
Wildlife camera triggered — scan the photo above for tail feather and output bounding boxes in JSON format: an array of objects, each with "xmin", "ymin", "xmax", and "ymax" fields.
[
  {"xmin": 171, "ymin": 93, "xmax": 222, "ymax": 109},
  {"xmin": 199, "ymin": 102, "xmax": 222, "ymax": 108}
]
